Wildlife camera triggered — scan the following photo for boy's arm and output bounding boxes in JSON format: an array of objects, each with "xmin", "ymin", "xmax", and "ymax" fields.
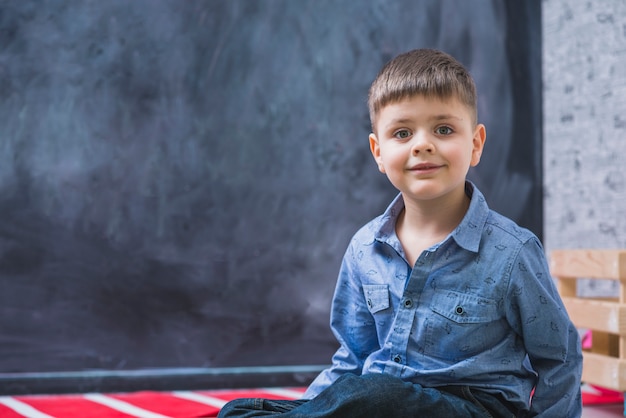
[
  {"xmin": 506, "ymin": 238, "xmax": 583, "ymax": 417},
  {"xmin": 303, "ymin": 246, "xmax": 381, "ymax": 399}
]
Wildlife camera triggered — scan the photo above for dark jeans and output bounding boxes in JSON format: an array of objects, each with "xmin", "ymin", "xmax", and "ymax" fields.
[{"xmin": 217, "ymin": 373, "xmax": 518, "ymax": 418}]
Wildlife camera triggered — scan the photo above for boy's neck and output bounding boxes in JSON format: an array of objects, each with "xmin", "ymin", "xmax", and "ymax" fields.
[{"xmin": 395, "ymin": 185, "xmax": 470, "ymax": 265}]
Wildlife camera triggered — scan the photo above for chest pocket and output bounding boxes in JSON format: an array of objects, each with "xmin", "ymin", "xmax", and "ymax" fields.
[
  {"xmin": 425, "ymin": 290, "xmax": 502, "ymax": 360},
  {"xmin": 363, "ymin": 284, "xmax": 390, "ymax": 314},
  {"xmin": 430, "ymin": 290, "xmax": 499, "ymax": 323}
]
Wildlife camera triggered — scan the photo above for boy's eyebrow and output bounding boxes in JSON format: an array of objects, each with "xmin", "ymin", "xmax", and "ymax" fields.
[
  {"xmin": 385, "ymin": 118, "xmax": 414, "ymax": 126},
  {"xmin": 384, "ymin": 114, "xmax": 464, "ymax": 127},
  {"xmin": 428, "ymin": 114, "xmax": 464, "ymax": 122}
]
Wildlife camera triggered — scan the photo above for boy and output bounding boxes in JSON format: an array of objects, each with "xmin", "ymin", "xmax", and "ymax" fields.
[{"xmin": 218, "ymin": 49, "xmax": 582, "ymax": 417}]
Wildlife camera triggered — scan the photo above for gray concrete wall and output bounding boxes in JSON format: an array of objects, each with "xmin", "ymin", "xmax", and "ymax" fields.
[{"xmin": 543, "ymin": 0, "xmax": 626, "ymax": 296}]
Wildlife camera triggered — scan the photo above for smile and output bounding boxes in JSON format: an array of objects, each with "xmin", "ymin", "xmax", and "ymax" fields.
[{"xmin": 408, "ymin": 163, "xmax": 443, "ymax": 172}]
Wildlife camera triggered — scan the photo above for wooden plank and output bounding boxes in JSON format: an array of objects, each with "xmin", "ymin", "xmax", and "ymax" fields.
[
  {"xmin": 562, "ymin": 297, "xmax": 626, "ymax": 334},
  {"xmin": 582, "ymin": 352, "xmax": 626, "ymax": 391},
  {"xmin": 558, "ymin": 279, "xmax": 577, "ymax": 297},
  {"xmin": 550, "ymin": 250, "xmax": 626, "ymax": 280},
  {"xmin": 590, "ymin": 332, "xmax": 619, "ymax": 357}
]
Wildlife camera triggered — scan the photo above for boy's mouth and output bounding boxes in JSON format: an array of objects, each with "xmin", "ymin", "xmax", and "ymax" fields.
[{"xmin": 409, "ymin": 162, "xmax": 442, "ymax": 171}]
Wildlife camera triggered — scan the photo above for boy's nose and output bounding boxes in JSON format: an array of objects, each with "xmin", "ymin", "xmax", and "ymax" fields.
[{"xmin": 411, "ymin": 133, "xmax": 434, "ymax": 154}]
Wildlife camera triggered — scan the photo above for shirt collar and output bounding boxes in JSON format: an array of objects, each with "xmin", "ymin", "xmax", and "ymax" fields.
[{"xmin": 373, "ymin": 181, "xmax": 489, "ymax": 254}]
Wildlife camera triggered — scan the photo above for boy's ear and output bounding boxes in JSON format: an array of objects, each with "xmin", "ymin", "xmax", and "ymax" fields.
[
  {"xmin": 470, "ymin": 124, "xmax": 486, "ymax": 167},
  {"xmin": 369, "ymin": 133, "xmax": 386, "ymax": 173}
]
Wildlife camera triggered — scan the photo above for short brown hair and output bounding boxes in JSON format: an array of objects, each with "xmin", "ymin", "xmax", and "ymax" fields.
[{"xmin": 368, "ymin": 49, "xmax": 477, "ymax": 131}]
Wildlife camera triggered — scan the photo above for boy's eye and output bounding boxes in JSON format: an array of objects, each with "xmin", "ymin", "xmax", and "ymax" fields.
[
  {"xmin": 435, "ymin": 126, "xmax": 453, "ymax": 135},
  {"xmin": 393, "ymin": 129, "xmax": 412, "ymax": 139}
]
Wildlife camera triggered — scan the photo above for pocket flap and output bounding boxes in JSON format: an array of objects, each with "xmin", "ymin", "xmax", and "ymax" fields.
[
  {"xmin": 430, "ymin": 290, "xmax": 498, "ymax": 324},
  {"xmin": 363, "ymin": 284, "xmax": 390, "ymax": 314}
]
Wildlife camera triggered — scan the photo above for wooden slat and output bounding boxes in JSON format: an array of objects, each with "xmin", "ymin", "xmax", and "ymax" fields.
[
  {"xmin": 590, "ymin": 332, "xmax": 620, "ymax": 357},
  {"xmin": 550, "ymin": 250, "xmax": 626, "ymax": 280},
  {"xmin": 552, "ymin": 249, "xmax": 626, "ymax": 393},
  {"xmin": 562, "ymin": 297, "xmax": 626, "ymax": 334},
  {"xmin": 582, "ymin": 352, "xmax": 626, "ymax": 391},
  {"xmin": 557, "ymin": 279, "xmax": 577, "ymax": 297}
]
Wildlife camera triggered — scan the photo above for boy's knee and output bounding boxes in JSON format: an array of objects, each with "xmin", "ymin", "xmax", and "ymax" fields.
[
  {"xmin": 217, "ymin": 398, "xmax": 257, "ymax": 417},
  {"xmin": 216, "ymin": 400, "xmax": 236, "ymax": 417}
]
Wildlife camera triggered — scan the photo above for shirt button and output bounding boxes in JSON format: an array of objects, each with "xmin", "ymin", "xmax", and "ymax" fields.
[
  {"xmin": 455, "ymin": 306, "xmax": 465, "ymax": 315},
  {"xmin": 393, "ymin": 355, "xmax": 402, "ymax": 363},
  {"xmin": 367, "ymin": 299, "xmax": 372, "ymax": 308},
  {"xmin": 403, "ymin": 299, "xmax": 413, "ymax": 308}
]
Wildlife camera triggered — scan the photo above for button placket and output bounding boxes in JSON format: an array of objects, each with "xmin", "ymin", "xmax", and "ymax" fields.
[{"xmin": 386, "ymin": 251, "xmax": 434, "ymax": 371}]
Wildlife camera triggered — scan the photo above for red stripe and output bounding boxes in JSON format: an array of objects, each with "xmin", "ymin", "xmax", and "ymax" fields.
[
  {"xmin": 11, "ymin": 394, "xmax": 136, "ymax": 417},
  {"xmin": 108, "ymin": 391, "xmax": 220, "ymax": 417},
  {"xmin": 0, "ymin": 388, "xmax": 308, "ymax": 418},
  {"xmin": 0, "ymin": 403, "xmax": 26, "ymax": 418}
]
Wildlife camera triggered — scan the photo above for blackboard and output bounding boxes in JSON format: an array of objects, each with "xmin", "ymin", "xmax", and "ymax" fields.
[{"xmin": 0, "ymin": 0, "xmax": 541, "ymax": 394}]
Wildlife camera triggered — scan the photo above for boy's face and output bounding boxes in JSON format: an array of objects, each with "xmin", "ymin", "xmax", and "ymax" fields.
[{"xmin": 369, "ymin": 95, "xmax": 485, "ymax": 204}]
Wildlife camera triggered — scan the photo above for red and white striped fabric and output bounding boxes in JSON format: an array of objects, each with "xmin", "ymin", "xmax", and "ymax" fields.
[
  {"xmin": 2, "ymin": 385, "xmax": 621, "ymax": 416},
  {"xmin": 0, "ymin": 387, "xmax": 306, "ymax": 418}
]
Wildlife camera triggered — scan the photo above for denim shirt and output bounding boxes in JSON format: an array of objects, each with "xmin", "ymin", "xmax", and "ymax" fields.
[{"xmin": 304, "ymin": 182, "xmax": 582, "ymax": 417}]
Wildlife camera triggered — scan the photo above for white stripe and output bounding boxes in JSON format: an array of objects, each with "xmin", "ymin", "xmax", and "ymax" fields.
[
  {"xmin": 171, "ymin": 391, "xmax": 227, "ymax": 408},
  {"xmin": 262, "ymin": 388, "xmax": 305, "ymax": 399},
  {"xmin": 83, "ymin": 393, "xmax": 172, "ymax": 418},
  {"xmin": 0, "ymin": 396, "xmax": 56, "ymax": 418}
]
